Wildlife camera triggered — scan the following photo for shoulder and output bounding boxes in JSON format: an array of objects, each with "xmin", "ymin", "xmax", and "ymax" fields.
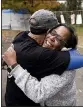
[{"xmin": 12, "ymin": 31, "xmax": 29, "ymax": 43}]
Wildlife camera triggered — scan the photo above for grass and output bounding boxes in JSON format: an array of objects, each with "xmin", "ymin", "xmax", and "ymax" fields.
[{"xmin": 72, "ymin": 25, "xmax": 83, "ymax": 36}]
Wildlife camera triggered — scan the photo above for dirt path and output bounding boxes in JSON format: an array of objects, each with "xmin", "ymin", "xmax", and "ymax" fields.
[{"xmin": 78, "ymin": 36, "xmax": 83, "ymax": 47}]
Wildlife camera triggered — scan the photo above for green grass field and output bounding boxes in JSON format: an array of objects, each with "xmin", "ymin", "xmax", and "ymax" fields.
[{"xmin": 73, "ymin": 25, "xmax": 83, "ymax": 36}]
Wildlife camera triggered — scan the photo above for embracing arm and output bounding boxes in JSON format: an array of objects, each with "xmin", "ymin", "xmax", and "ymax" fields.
[
  {"xmin": 67, "ymin": 49, "xmax": 83, "ymax": 70},
  {"xmin": 10, "ymin": 65, "xmax": 74, "ymax": 103},
  {"xmin": 39, "ymin": 48, "xmax": 83, "ymax": 77}
]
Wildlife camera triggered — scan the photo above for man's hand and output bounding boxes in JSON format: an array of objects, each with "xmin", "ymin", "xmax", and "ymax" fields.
[{"xmin": 2, "ymin": 47, "xmax": 17, "ymax": 66}]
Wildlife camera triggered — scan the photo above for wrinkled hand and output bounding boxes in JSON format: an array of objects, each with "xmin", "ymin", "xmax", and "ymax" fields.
[{"xmin": 2, "ymin": 47, "xmax": 17, "ymax": 66}]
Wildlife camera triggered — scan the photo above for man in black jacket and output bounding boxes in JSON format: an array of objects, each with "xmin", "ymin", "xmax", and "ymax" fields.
[{"xmin": 5, "ymin": 9, "xmax": 71, "ymax": 106}]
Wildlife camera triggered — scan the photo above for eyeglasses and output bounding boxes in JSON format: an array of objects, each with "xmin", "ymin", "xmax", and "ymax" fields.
[{"xmin": 47, "ymin": 29, "xmax": 67, "ymax": 46}]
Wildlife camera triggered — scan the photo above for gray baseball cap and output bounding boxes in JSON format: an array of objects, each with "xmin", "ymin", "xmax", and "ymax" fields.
[{"xmin": 29, "ymin": 9, "xmax": 58, "ymax": 29}]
